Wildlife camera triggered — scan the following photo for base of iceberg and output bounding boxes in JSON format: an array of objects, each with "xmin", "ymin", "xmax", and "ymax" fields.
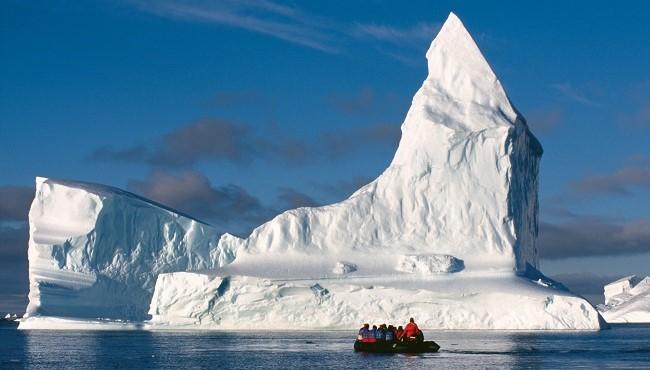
[
  {"xmin": 140, "ymin": 271, "xmax": 604, "ymax": 330},
  {"xmin": 19, "ymin": 268, "xmax": 606, "ymax": 330},
  {"xmin": 17, "ymin": 316, "xmax": 143, "ymax": 330}
]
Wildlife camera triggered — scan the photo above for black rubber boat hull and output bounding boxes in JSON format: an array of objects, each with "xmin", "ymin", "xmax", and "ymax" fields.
[{"xmin": 354, "ymin": 340, "xmax": 440, "ymax": 354}]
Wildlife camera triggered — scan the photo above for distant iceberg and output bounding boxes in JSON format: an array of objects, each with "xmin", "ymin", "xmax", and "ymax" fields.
[
  {"xmin": 598, "ymin": 275, "xmax": 650, "ymax": 323},
  {"xmin": 19, "ymin": 13, "xmax": 605, "ymax": 330},
  {"xmin": 2, "ymin": 313, "xmax": 18, "ymax": 320}
]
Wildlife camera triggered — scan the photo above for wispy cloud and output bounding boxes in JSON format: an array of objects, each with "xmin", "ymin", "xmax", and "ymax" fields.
[
  {"xmin": 276, "ymin": 187, "xmax": 320, "ymax": 210},
  {"xmin": 539, "ymin": 216, "xmax": 650, "ymax": 260},
  {"xmin": 320, "ymin": 122, "xmax": 400, "ymax": 159},
  {"xmin": 351, "ymin": 22, "xmax": 441, "ymax": 46},
  {"xmin": 126, "ymin": 170, "xmax": 339, "ymax": 235},
  {"xmin": 570, "ymin": 165, "xmax": 650, "ymax": 196},
  {"xmin": 127, "ymin": 170, "xmax": 275, "ymax": 234},
  {"xmin": 350, "ymin": 21, "xmax": 440, "ymax": 64},
  {"xmin": 131, "ymin": 0, "xmax": 340, "ymax": 53},
  {"xmin": 551, "ymin": 83, "xmax": 601, "ymax": 106},
  {"xmin": 89, "ymin": 118, "xmax": 401, "ymax": 167},
  {"xmin": 89, "ymin": 119, "xmax": 263, "ymax": 167},
  {"xmin": 129, "ymin": 0, "xmax": 441, "ymax": 64}
]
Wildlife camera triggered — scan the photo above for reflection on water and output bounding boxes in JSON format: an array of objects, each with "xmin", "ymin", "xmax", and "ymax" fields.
[{"xmin": 1, "ymin": 325, "xmax": 650, "ymax": 369}]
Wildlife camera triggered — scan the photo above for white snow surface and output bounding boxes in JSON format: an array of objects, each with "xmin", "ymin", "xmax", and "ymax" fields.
[
  {"xmin": 20, "ymin": 13, "xmax": 605, "ymax": 330},
  {"xmin": 598, "ymin": 276, "xmax": 650, "ymax": 323},
  {"xmin": 395, "ymin": 254, "xmax": 464, "ymax": 274},
  {"xmin": 147, "ymin": 272, "xmax": 602, "ymax": 330},
  {"xmin": 22, "ymin": 177, "xmax": 233, "ymax": 322},
  {"xmin": 332, "ymin": 261, "xmax": 357, "ymax": 275}
]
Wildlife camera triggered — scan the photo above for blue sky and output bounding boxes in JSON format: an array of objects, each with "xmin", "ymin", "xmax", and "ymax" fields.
[{"xmin": 1, "ymin": 0, "xmax": 649, "ymax": 311}]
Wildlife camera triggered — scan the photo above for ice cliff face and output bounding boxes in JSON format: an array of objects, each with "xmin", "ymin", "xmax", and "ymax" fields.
[
  {"xmin": 220, "ymin": 13, "xmax": 542, "ymax": 273},
  {"xmin": 598, "ymin": 276, "xmax": 650, "ymax": 323},
  {"xmin": 20, "ymin": 13, "xmax": 605, "ymax": 330},
  {"xmin": 24, "ymin": 177, "xmax": 233, "ymax": 321},
  {"xmin": 147, "ymin": 272, "xmax": 602, "ymax": 330}
]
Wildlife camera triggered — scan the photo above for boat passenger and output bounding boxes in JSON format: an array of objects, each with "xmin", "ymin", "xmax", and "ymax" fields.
[
  {"xmin": 403, "ymin": 318, "xmax": 421, "ymax": 342},
  {"xmin": 416, "ymin": 329, "xmax": 424, "ymax": 343},
  {"xmin": 375, "ymin": 324, "xmax": 386, "ymax": 341},
  {"xmin": 385, "ymin": 325, "xmax": 396, "ymax": 342},
  {"xmin": 358, "ymin": 323, "xmax": 371, "ymax": 341},
  {"xmin": 361, "ymin": 323, "xmax": 377, "ymax": 343},
  {"xmin": 368, "ymin": 325, "xmax": 378, "ymax": 342},
  {"xmin": 396, "ymin": 326, "xmax": 404, "ymax": 341}
]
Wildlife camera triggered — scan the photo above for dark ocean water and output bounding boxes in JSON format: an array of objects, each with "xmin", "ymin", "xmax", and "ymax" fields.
[{"xmin": 1, "ymin": 322, "xmax": 649, "ymax": 369}]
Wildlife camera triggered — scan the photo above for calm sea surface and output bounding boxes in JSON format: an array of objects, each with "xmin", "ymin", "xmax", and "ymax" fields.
[{"xmin": 1, "ymin": 323, "xmax": 649, "ymax": 369}]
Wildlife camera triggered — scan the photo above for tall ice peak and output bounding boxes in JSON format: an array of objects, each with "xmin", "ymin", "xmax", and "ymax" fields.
[{"xmin": 417, "ymin": 12, "xmax": 515, "ymax": 126}]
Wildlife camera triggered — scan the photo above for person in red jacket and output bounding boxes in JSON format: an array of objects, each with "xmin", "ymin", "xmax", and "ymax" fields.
[
  {"xmin": 402, "ymin": 317, "xmax": 420, "ymax": 342},
  {"xmin": 395, "ymin": 325, "xmax": 404, "ymax": 341}
]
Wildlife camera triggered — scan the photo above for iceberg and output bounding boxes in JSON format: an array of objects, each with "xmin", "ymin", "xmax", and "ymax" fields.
[
  {"xmin": 20, "ymin": 12, "xmax": 605, "ymax": 330},
  {"xmin": 598, "ymin": 276, "xmax": 650, "ymax": 323},
  {"xmin": 2, "ymin": 313, "xmax": 18, "ymax": 320},
  {"xmin": 21, "ymin": 177, "xmax": 233, "ymax": 322}
]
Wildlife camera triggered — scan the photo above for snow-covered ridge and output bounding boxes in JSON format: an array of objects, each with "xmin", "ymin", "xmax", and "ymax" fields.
[
  {"xmin": 20, "ymin": 12, "xmax": 605, "ymax": 330},
  {"xmin": 598, "ymin": 275, "xmax": 650, "ymax": 323},
  {"xmin": 24, "ymin": 177, "xmax": 234, "ymax": 321}
]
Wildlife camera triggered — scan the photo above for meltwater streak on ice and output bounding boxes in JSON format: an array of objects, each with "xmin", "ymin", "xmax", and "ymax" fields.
[{"xmin": 20, "ymin": 13, "xmax": 605, "ymax": 330}]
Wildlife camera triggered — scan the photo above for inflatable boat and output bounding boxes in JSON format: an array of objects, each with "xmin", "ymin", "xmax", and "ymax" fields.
[{"xmin": 353, "ymin": 340, "xmax": 440, "ymax": 354}]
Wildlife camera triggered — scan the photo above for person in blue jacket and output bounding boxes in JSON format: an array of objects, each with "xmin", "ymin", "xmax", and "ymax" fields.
[
  {"xmin": 375, "ymin": 324, "xmax": 386, "ymax": 341},
  {"xmin": 385, "ymin": 325, "xmax": 396, "ymax": 342},
  {"xmin": 357, "ymin": 323, "xmax": 375, "ymax": 342}
]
